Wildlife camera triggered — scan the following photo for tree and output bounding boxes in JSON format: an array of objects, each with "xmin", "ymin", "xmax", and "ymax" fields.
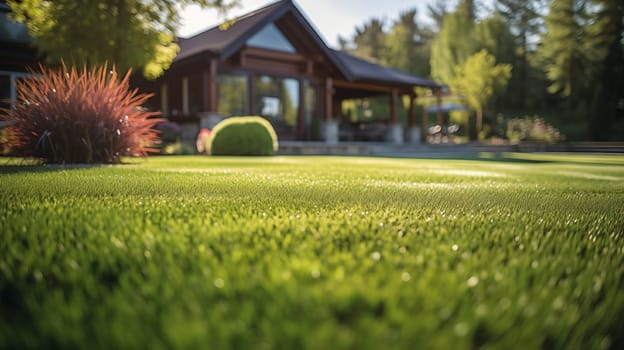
[
  {"xmin": 351, "ymin": 18, "xmax": 387, "ymax": 63},
  {"xmin": 427, "ymin": 0, "xmax": 449, "ymax": 31},
  {"xmin": 495, "ymin": 0, "xmax": 546, "ymax": 108},
  {"xmin": 430, "ymin": 0, "xmax": 477, "ymax": 85},
  {"xmin": 450, "ymin": 49, "xmax": 512, "ymax": 134},
  {"xmin": 8, "ymin": 0, "xmax": 238, "ymax": 79},
  {"xmin": 539, "ymin": 0, "xmax": 589, "ymax": 102},
  {"xmin": 385, "ymin": 9, "xmax": 433, "ymax": 77},
  {"xmin": 586, "ymin": 0, "xmax": 624, "ymax": 140}
]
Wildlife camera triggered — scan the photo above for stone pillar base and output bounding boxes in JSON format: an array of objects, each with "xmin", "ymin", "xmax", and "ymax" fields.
[
  {"xmin": 323, "ymin": 120, "xmax": 339, "ymax": 145},
  {"xmin": 387, "ymin": 124, "xmax": 404, "ymax": 144},
  {"xmin": 407, "ymin": 127, "xmax": 421, "ymax": 144}
]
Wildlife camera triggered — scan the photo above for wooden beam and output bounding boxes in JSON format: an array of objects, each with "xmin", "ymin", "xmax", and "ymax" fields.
[{"xmin": 333, "ymin": 80, "xmax": 411, "ymax": 94}]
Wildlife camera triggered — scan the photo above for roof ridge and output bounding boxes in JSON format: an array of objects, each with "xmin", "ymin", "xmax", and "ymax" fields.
[{"xmin": 181, "ymin": 0, "xmax": 286, "ymax": 40}]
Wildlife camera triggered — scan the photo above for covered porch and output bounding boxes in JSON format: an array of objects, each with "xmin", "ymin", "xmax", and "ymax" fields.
[{"xmin": 131, "ymin": 0, "xmax": 440, "ymax": 145}]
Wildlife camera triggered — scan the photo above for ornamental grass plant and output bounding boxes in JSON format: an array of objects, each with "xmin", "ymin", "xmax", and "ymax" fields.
[{"xmin": 0, "ymin": 63, "xmax": 161, "ymax": 164}]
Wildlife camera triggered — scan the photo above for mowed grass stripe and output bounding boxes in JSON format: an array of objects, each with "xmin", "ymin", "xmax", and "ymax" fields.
[{"xmin": 1, "ymin": 154, "xmax": 623, "ymax": 349}]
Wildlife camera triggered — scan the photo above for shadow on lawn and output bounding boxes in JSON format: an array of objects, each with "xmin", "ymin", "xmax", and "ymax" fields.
[{"xmin": 0, "ymin": 158, "xmax": 105, "ymax": 174}]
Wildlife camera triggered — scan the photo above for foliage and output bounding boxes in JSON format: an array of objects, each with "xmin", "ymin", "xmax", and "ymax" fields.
[
  {"xmin": 209, "ymin": 116, "xmax": 278, "ymax": 156},
  {"xmin": 1, "ymin": 155, "xmax": 623, "ymax": 349},
  {"xmin": 7, "ymin": 0, "xmax": 238, "ymax": 79},
  {"xmin": 538, "ymin": 0, "xmax": 589, "ymax": 99},
  {"xmin": 0, "ymin": 126, "xmax": 9, "ymax": 155},
  {"xmin": 347, "ymin": 18, "xmax": 387, "ymax": 63},
  {"xmin": 0, "ymin": 63, "xmax": 161, "ymax": 164},
  {"xmin": 426, "ymin": 0, "xmax": 450, "ymax": 31},
  {"xmin": 506, "ymin": 116, "xmax": 564, "ymax": 144},
  {"xmin": 341, "ymin": 0, "xmax": 622, "ymax": 140},
  {"xmin": 495, "ymin": 0, "xmax": 546, "ymax": 109},
  {"xmin": 586, "ymin": 0, "xmax": 624, "ymax": 140},
  {"xmin": 430, "ymin": 3, "xmax": 476, "ymax": 85},
  {"xmin": 385, "ymin": 9, "xmax": 433, "ymax": 77},
  {"xmin": 450, "ymin": 50, "xmax": 512, "ymax": 133}
]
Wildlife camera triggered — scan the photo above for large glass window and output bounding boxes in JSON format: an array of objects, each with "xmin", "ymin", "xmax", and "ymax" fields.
[
  {"xmin": 218, "ymin": 74, "xmax": 248, "ymax": 116},
  {"xmin": 247, "ymin": 23, "xmax": 296, "ymax": 53},
  {"xmin": 254, "ymin": 75, "xmax": 299, "ymax": 133}
]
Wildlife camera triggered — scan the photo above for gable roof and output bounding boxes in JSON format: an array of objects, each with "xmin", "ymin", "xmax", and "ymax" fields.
[{"xmin": 176, "ymin": 0, "xmax": 439, "ymax": 88}]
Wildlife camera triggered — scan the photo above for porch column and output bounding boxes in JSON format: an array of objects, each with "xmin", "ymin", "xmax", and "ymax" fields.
[
  {"xmin": 200, "ymin": 58, "xmax": 221, "ymax": 130},
  {"xmin": 387, "ymin": 89, "xmax": 403, "ymax": 144},
  {"xmin": 407, "ymin": 92, "xmax": 421, "ymax": 144},
  {"xmin": 435, "ymin": 88, "xmax": 444, "ymax": 139},
  {"xmin": 324, "ymin": 77, "xmax": 338, "ymax": 144},
  {"xmin": 421, "ymin": 98, "xmax": 429, "ymax": 143},
  {"xmin": 201, "ymin": 58, "xmax": 219, "ymax": 112}
]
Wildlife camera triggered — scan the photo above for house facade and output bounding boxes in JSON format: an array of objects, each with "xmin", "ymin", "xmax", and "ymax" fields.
[
  {"xmin": 0, "ymin": 0, "xmax": 38, "ymax": 110},
  {"xmin": 133, "ymin": 0, "xmax": 440, "ymax": 144}
]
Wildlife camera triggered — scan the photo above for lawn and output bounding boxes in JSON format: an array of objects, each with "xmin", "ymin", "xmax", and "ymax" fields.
[{"xmin": 1, "ymin": 154, "xmax": 623, "ymax": 349}]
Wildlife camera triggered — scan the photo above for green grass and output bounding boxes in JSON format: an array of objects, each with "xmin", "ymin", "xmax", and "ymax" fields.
[{"xmin": 1, "ymin": 154, "xmax": 623, "ymax": 349}]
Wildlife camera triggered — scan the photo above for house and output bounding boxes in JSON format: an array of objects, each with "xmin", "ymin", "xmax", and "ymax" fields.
[
  {"xmin": 134, "ymin": 0, "xmax": 441, "ymax": 144},
  {"xmin": 0, "ymin": 0, "xmax": 38, "ymax": 109}
]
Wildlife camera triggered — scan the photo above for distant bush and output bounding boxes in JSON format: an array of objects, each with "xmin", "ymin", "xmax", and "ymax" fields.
[
  {"xmin": 507, "ymin": 116, "xmax": 563, "ymax": 144},
  {"xmin": 0, "ymin": 63, "xmax": 161, "ymax": 163},
  {"xmin": 209, "ymin": 116, "xmax": 278, "ymax": 156},
  {"xmin": 155, "ymin": 121, "xmax": 181, "ymax": 144}
]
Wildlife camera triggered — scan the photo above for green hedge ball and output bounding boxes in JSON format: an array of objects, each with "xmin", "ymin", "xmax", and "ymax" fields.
[{"xmin": 209, "ymin": 116, "xmax": 279, "ymax": 156}]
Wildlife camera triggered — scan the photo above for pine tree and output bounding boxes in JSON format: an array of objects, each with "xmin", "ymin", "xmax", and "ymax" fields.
[
  {"xmin": 495, "ymin": 0, "xmax": 546, "ymax": 108},
  {"xmin": 539, "ymin": 0, "xmax": 589, "ymax": 102},
  {"xmin": 385, "ymin": 9, "xmax": 433, "ymax": 77},
  {"xmin": 586, "ymin": 0, "xmax": 624, "ymax": 140},
  {"xmin": 351, "ymin": 18, "xmax": 387, "ymax": 63}
]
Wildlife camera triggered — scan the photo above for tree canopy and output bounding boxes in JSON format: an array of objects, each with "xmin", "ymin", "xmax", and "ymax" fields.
[
  {"xmin": 450, "ymin": 49, "xmax": 512, "ymax": 134},
  {"xmin": 8, "ymin": 0, "xmax": 238, "ymax": 79}
]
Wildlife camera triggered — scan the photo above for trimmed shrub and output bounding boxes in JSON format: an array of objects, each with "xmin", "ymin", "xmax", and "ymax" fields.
[
  {"xmin": 0, "ymin": 63, "xmax": 161, "ymax": 163},
  {"xmin": 209, "ymin": 116, "xmax": 278, "ymax": 156}
]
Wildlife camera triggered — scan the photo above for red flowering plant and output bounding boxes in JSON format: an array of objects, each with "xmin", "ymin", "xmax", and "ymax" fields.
[{"xmin": 0, "ymin": 63, "xmax": 162, "ymax": 163}]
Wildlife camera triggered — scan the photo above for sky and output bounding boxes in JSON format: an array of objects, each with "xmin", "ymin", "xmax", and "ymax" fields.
[{"xmin": 179, "ymin": 0, "xmax": 441, "ymax": 49}]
